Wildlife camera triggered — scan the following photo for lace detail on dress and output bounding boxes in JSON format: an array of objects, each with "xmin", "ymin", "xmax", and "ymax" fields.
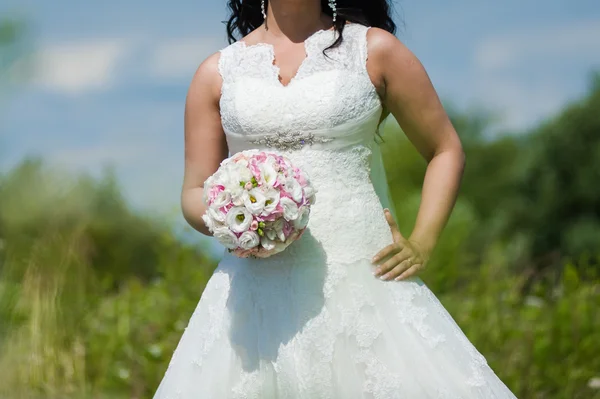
[
  {"xmin": 421, "ymin": 287, "xmax": 491, "ymax": 387},
  {"xmin": 387, "ymin": 281, "xmax": 447, "ymax": 348},
  {"xmin": 217, "ymin": 23, "xmax": 380, "ymax": 138},
  {"xmin": 355, "ymin": 351, "xmax": 404, "ymax": 398},
  {"xmin": 387, "ymin": 280, "xmax": 495, "ymax": 389}
]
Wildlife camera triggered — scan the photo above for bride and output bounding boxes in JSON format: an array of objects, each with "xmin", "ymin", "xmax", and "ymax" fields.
[{"xmin": 154, "ymin": 0, "xmax": 518, "ymax": 397}]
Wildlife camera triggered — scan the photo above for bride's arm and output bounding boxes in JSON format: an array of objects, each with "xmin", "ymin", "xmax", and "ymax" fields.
[
  {"xmin": 181, "ymin": 53, "xmax": 229, "ymax": 236},
  {"xmin": 368, "ymin": 28, "xmax": 466, "ymax": 281}
]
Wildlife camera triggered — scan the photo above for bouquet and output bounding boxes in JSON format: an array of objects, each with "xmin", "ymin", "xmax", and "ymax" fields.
[{"xmin": 202, "ymin": 150, "xmax": 316, "ymax": 258}]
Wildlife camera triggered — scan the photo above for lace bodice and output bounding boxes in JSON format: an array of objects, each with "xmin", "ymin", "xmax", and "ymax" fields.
[{"xmin": 218, "ymin": 23, "xmax": 382, "ymax": 149}]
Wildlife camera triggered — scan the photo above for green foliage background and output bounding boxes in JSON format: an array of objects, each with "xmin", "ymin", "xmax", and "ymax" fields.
[{"xmin": 0, "ymin": 17, "xmax": 599, "ymax": 399}]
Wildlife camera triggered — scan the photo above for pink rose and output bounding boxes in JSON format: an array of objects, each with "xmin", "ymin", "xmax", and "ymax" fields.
[
  {"xmin": 278, "ymin": 157, "xmax": 291, "ymax": 169},
  {"xmin": 221, "ymin": 203, "xmax": 234, "ymax": 214},
  {"xmin": 209, "ymin": 185, "xmax": 225, "ymax": 203},
  {"xmin": 255, "ymin": 152, "xmax": 267, "ymax": 163},
  {"xmin": 260, "ymin": 205, "xmax": 283, "ymax": 222},
  {"xmin": 245, "ymin": 181, "xmax": 253, "ymax": 190},
  {"xmin": 295, "ymin": 173, "xmax": 308, "ymax": 186},
  {"xmin": 261, "ymin": 213, "xmax": 278, "ymax": 222},
  {"xmin": 279, "ymin": 190, "xmax": 293, "ymax": 200},
  {"xmin": 249, "ymin": 160, "xmax": 261, "ymax": 179},
  {"xmin": 250, "ymin": 220, "xmax": 259, "ymax": 231}
]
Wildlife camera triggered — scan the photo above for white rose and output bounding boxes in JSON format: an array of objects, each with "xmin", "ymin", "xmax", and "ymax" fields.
[
  {"xmin": 204, "ymin": 174, "xmax": 215, "ymax": 187},
  {"xmin": 303, "ymin": 185, "xmax": 316, "ymax": 205},
  {"xmin": 212, "ymin": 191, "xmax": 231, "ymax": 209},
  {"xmin": 202, "ymin": 213, "xmax": 216, "ymax": 232},
  {"xmin": 213, "ymin": 227, "xmax": 239, "ymax": 249},
  {"xmin": 272, "ymin": 219, "xmax": 286, "ymax": 242},
  {"xmin": 262, "ymin": 188, "xmax": 281, "ymax": 215},
  {"xmin": 259, "ymin": 162, "xmax": 278, "ymax": 187},
  {"xmin": 208, "ymin": 206, "xmax": 226, "ymax": 224},
  {"xmin": 220, "ymin": 156, "xmax": 233, "ymax": 167},
  {"xmin": 226, "ymin": 206, "xmax": 253, "ymax": 233},
  {"xmin": 283, "ymin": 178, "xmax": 303, "ymax": 203},
  {"xmin": 216, "ymin": 164, "xmax": 231, "ymax": 180},
  {"xmin": 235, "ymin": 163, "xmax": 253, "ymax": 183},
  {"xmin": 235, "ymin": 158, "xmax": 249, "ymax": 168},
  {"xmin": 231, "ymin": 188, "xmax": 249, "ymax": 206},
  {"xmin": 266, "ymin": 226, "xmax": 277, "ymax": 241},
  {"xmin": 244, "ymin": 188, "xmax": 267, "ymax": 215},
  {"xmin": 279, "ymin": 197, "xmax": 299, "ymax": 221},
  {"xmin": 239, "ymin": 231, "xmax": 260, "ymax": 250},
  {"xmin": 293, "ymin": 207, "xmax": 310, "ymax": 229},
  {"xmin": 221, "ymin": 167, "xmax": 241, "ymax": 192},
  {"xmin": 260, "ymin": 236, "xmax": 276, "ymax": 251},
  {"xmin": 203, "ymin": 178, "xmax": 215, "ymax": 202}
]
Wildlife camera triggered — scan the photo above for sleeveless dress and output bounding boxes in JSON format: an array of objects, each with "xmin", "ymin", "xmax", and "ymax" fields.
[{"xmin": 154, "ymin": 23, "xmax": 517, "ymax": 399}]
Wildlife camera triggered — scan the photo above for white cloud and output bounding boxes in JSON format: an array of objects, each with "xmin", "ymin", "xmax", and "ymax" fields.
[
  {"xmin": 29, "ymin": 36, "xmax": 225, "ymax": 92},
  {"xmin": 472, "ymin": 78, "xmax": 567, "ymax": 131},
  {"xmin": 467, "ymin": 18, "xmax": 600, "ymax": 132},
  {"xmin": 475, "ymin": 18, "xmax": 600, "ymax": 70},
  {"xmin": 32, "ymin": 39, "xmax": 130, "ymax": 94},
  {"xmin": 148, "ymin": 37, "xmax": 224, "ymax": 80}
]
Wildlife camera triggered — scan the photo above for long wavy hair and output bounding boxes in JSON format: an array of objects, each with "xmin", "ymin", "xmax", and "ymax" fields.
[{"xmin": 225, "ymin": 0, "xmax": 397, "ymax": 51}]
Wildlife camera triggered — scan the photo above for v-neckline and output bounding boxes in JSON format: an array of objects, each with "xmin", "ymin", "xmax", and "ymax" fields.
[{"xmin": 238, "ymin": 25, "xmax": 340, "ymax": 88}]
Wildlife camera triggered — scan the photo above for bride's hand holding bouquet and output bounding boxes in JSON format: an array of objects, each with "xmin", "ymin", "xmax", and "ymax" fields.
[{"xmin": 202, "ymin": 150, "xmax": 315, "ymax": 258}]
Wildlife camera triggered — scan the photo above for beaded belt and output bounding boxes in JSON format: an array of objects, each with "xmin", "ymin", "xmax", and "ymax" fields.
[{"xmin": 249, "ymin": 131, "xmax": 334, "ymax": 151}]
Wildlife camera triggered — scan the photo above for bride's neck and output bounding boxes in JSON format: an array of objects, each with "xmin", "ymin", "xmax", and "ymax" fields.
[{"xmin": 265, "ymin": 0, "xmax": 331, "ymax": 41}]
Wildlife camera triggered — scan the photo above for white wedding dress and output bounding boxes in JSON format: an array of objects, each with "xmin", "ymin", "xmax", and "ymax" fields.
[{"xmin": 154, "ymin": 23, "xmax": 517, "ymax": 399}]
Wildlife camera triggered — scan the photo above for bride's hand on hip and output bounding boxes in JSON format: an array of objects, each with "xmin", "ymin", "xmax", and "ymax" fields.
[{"xmin": 372, "ymin": 209, "xmax": 431, "ymax": 282}]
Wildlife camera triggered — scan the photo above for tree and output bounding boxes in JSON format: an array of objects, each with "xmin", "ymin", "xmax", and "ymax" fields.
[{"xmin": 507, "ymin": 74, "xmax": 600, "ymax": 287}]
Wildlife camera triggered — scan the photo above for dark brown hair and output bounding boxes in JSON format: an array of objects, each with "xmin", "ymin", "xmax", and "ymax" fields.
[{"xmin": 225, "ymin": 0, "xmax": 397, "ymax": 51}]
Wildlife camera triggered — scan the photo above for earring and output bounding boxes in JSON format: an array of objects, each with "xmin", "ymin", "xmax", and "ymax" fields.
[
  {"xmin": 328, "ymin": 0, "xmax": 337, "ymax": 23},
  {"xmin": 261, "ymin": 0, "xmax": 267, "ymax": 20}
]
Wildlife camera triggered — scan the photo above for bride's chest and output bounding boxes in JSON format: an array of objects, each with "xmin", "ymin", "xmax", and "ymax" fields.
[
  {"xmin": 217, "ymin": 27, "xmax": 381, "ymax": 135},
  {"xmin": 220, "ymin": 69, "xmax": 380, "ymax": 134}
]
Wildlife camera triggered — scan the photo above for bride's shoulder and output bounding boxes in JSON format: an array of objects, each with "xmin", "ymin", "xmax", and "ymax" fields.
[
  {"xmin": 193, "ymin": 36, "xmax": 245, "ymax": 82},
  {"xmin": 195, "ymin": 51, "xmax": 221, "ymax": 80},
  {"xmin": 188, "ymin": 51, "xmax": 223, "ymax": 102},
  {"xmin": 365, "ymin": 27, "xmax": 408, "ymax": 57},
  {"xmin": 365, "ymin": 27, "xmax": 419, "ymax": 72},
  {"xmin": 189, "ymin": 31, "xmax": 258, "ymax": 96}
]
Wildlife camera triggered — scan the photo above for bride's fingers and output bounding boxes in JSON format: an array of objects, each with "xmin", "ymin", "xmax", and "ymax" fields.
[
  {"xmin": 380, "ymin": 259, "xmax": 412, "ymax": 281},
  {"xmin": 374, "ymin": 251, "xmax": 410, "ymax": 276},
  {"xmin": 395, "ymin": 265, "xmax": 422, "ymax": 281},
  {"xmin": 383, "ymin": 209, "xmax": 403, "ymax": 241},
  {"xmin": 372, "ymin": 242, "xmax": 403, "ymax": 264}
]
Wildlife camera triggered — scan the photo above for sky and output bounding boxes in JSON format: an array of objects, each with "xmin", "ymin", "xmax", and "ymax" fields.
[{"xmin": 1, "ymin": 0, "xmax": 600, "ymax": 216}]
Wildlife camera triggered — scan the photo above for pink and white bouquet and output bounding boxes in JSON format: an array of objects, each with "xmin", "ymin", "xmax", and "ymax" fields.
[{"xmin": 202, "ymin": 150, "xmax": 316, "ymax": 258}]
